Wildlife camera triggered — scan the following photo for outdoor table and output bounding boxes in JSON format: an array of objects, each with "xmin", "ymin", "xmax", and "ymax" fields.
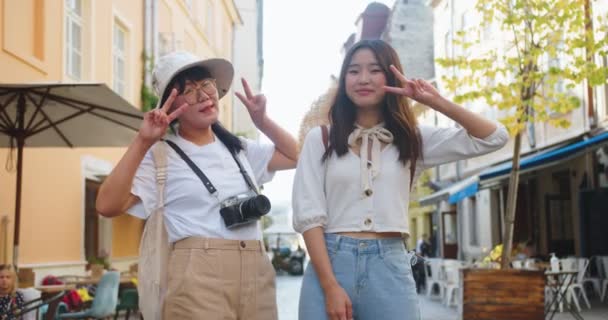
[
  {"xmin": 544, "ymin": 270, "xmax": 582, "ymax": 320},
  {"xmin": 35, "ymin": 285, "xmax": 76, "ymax": 320}
]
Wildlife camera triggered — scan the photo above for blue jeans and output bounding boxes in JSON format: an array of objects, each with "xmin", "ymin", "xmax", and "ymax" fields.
[{"xmin": 299, "ymin": 233, "xmax": 421, "ymax": 320}]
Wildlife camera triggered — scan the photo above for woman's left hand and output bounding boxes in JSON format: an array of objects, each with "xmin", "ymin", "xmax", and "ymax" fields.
[
  {"xmin": 384, "ymin": 64, "xmax": 443, "ymax": 107},
  {"xmin": 235, "ymin": 78, "xmax": 267, "ymax": 129}
]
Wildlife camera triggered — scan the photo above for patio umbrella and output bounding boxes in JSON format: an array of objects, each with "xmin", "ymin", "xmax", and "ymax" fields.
[{"xmin": 0, "ymin": 83, "xmax": 143, "ymax": 267}]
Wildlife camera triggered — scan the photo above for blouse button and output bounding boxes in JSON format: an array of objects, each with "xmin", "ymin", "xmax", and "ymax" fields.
[
  {"xmin": 364, "ymin": 218, "xmax": 372, "ymax": 226},
  {"xmin": 364, "ymin": 189, "xmax": 373, "ymax": 197}
]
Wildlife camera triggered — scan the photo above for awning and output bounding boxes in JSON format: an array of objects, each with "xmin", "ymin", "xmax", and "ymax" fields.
[
  {"xmin": 418, "ymin": 175, "xmax": 479, "ymax": 206},
  {"xmin": 480, "ymin": 131, "xmax": 608, "ymax": 184}
]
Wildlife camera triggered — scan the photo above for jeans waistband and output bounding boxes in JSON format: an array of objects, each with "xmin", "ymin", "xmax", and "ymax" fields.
[{"xmin": 324, "ymin": 233, "xmax": 405, "ymax": 255}]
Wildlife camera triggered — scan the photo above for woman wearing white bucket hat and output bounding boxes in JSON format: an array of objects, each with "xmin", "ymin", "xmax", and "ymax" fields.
[{"xmin": 96, "ymin": 51, "xmax": 297, "ymax": 319}]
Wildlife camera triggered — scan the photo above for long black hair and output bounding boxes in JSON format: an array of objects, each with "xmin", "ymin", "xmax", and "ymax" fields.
[
  {"xmin": 159, "ymin": 66, "xmax": 243, "ymax": 154},
  {"xmin": 324, "ymin": 40, "xmax": 422, "ymax": 176}
]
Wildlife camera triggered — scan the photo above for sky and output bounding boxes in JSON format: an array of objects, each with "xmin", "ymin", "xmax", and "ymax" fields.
[{"xmin": 260, "ymin": 0, "xmax": 396, "ymax": 210}]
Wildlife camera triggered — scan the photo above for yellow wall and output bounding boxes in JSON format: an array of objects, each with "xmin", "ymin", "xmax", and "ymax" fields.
[
  {"xmin": 0, "ymin": 148, "xmax": 140, "ymax": 264},
  {"xmin": 112, "ymin": 214, "xmax": 145, "ymax": 258},
  {"xmin": 0, "ymin": 0, "xmax": 144, "ymax": 106},
  {"xmin": 0, "ymin": 0, "xmax": 241, "ymax": 268},
  {"xmin": 408, "ymin": 207, "xmax": 433, "ymax": 251}
]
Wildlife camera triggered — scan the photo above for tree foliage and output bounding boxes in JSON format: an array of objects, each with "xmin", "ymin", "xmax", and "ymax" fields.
[
  {"xmin": 436, "ymin": 0, "xmax": 608, "ymax": 268},
  {"xmin": 437, "ymin": 0, "xmax": 608, "ymax": 133}
]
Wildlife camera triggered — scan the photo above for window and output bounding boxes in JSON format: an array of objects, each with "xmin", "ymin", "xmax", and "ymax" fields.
[
  {"xmin": 482, "ymin": 21, "xmax": 492, "ymax": 42},
  {"xmin": 444, "ymin": 31, "xmax": 451, "ymax": 59},
  {"xmin": 65, "ymin": 0, "xmax": 83, "ymax": 80},
  {"xmin": 113, "ymin": 22, "xmax": 127, "ymax": 97},
  {"xmin": 460, "ymin": 11, "xmax": 472, "ymax": 56},
  {"xmin": 206, "ymin": 0, "xmax": 215, "ymax": 37},
  {"xmin": 469, "ymin": 197, "xmax": 479, "ymax": 246},
  {"xmin": 84, "ymin": 179, "xmax": 100, "ymax": 260}
]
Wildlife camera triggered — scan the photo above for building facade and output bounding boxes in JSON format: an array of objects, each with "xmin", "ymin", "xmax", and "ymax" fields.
[
  {"xmin": 425, "ymin": 0, "xmax": 608, "ymax": 261},
  {"xmin": 231, "ymin": 0, "xmax": 263, "ymax": 139}
]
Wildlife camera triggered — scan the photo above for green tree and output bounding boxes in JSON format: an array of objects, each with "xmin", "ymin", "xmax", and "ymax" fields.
[
  {"xmin": 141, "ymin": 53, "xmax": 158, "ymax": 112},
  {"xmin": 261, "ymin": 215, "xmax": 274, "ymax": 231},
  {"xmin": 437, "ymin": 0, "xmax": 608, "ymax": 268}
]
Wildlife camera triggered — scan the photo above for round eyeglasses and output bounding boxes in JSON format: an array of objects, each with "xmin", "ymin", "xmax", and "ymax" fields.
[{"xmin": 181, "ymin": 79, "xmax": 217, "ymax": 105}]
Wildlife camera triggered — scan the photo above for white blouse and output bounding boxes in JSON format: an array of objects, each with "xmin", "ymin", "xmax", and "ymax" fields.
[
  {"xmin": 128, "ymin": 133, "xmax": 276, "ymax": 243},
  {"xmin": 292, "ymin": 123, "xmax": 509, "ymax": 234}
]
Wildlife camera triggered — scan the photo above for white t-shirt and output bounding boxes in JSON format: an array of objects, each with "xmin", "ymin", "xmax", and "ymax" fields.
[
  {"xmin": 292, "ymin": 123, "xmax": 509, "ymax": 234},
  {"xmin": 128, "ymin": 133, "xmax": 276, "ymax": 243}
]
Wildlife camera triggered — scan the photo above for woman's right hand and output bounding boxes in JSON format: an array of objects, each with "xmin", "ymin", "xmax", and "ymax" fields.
[
  {"xmin": 324, "ymin": 284, "xmax": 353, "ymax": 320},
  {"xmin": 138, "ymin": 89, "xmax": 188, "ymax": 145}
]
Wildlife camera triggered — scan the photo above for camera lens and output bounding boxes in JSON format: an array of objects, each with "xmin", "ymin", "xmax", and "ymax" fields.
[{"xmin": 242, "ymin": 195, "xmax": 271, "ymax": 218}]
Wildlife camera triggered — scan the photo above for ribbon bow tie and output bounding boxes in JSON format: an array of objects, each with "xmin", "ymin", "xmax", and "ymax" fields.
[{"xmin": 348, "ymin": 124, "xmax": 394, "ymax": 197}]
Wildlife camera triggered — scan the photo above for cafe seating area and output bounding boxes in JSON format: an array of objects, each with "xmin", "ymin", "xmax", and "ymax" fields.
[
  {"xmin": 418, "ymin": 255, "xmax": 608, "ymax": 320},
  {"xmin": 6, "ymin": 263, "xmax": 140, "ymax": 320}
]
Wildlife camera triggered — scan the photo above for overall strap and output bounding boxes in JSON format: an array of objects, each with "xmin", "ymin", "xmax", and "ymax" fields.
[
  {"xmin": 229, "ymin": 147, "xmax": 259, "ymax": 194},
  {"xmin": 321, "ymin": 125, "xmax": 329, "ymax": 151},
  {"xmin": 151, "ymin": 142, "xmax": 169, "ymax": 207}
]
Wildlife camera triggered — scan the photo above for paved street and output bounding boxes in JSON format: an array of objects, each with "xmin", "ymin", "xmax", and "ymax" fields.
[
  {"xmin": 275, "ymin": 274, "xmax": 459, "ymax": 320},
  {"xmin": 276, "ymin": 274, "xmax": 608, "ymax": 320},
  {"xmin": 276, "ymin": 274, "xmax": 302, "ymax": 320}
]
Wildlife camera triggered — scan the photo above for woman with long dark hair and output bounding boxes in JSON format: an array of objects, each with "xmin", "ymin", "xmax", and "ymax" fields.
[{"xmin": 293, "ymin": 40, "xmax": 508, "ymax": 320}]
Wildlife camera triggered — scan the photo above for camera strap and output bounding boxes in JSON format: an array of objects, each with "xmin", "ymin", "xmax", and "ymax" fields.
[
  {"xmin": 165, "ymin": 140, "xmax": 259, "ymax": 196},
  {"xmin": 228, "ymin": 146, "xmax": 259, "ymax": 194}
]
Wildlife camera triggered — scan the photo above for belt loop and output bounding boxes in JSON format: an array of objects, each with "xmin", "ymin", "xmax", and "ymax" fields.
[
  {"xmin": 378, "ymin": 239, "xmax": 384, "ymax": 258},
  {"xmin": 334, "ymin": 235, "xmax": 342, "ymax": 252},
  {"xmin": 204, "ymin": 238, "xmax": 209, "ymax": 250}
]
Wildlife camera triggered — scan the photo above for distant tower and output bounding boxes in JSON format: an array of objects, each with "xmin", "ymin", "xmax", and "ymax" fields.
[
  {"xmin": 356, "ymin": 3, "xmax": 391, "ymax": 41},
  {"xmin": 383, "ymin": 0, "xmax": 435, "ymax": 80}
]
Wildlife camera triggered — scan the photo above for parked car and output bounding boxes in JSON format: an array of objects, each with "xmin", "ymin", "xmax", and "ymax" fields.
[
  {"xmin": 264, "ymin": 226, "xmax": 307, "ymax": 276},
  {"xmin": 271, "ymin": 245, "xmax": 306, "ymax": 275}
]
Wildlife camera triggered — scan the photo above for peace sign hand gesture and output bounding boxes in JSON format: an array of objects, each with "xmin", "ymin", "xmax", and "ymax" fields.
[
  {"xmin": 235, "ymin": 78, "xmax": 267, "ymax": 129},
  {"xmin": 384, "ymin": 65, "xmax": 443, "ymax": 108},
  {"xmin": 138, "ymin": 89, "xmax": 188, "ymax": 145}
]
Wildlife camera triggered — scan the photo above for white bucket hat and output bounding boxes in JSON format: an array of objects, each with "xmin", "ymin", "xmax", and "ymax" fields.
[{"xmin": 151, "ymin": 51, "xmax": 234, "ymax": 108}]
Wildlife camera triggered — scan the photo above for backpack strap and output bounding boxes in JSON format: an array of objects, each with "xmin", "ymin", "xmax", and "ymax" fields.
[
  {"xmin": 321, "ymin": 125, "xmax": 329, "ymax": 151},
  {"xmin": 151, "ymin": 142, "xmax": 168, "ymax": 208}
]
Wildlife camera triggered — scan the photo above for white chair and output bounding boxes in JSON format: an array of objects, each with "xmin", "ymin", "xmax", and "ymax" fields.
[
  {"xmin": 572, "ymin": 258, "xmax": 591, "ymax": 309},
  {"xmin": 582, "ymin": 255, "xmax": 604, "ymax": 297},
  {"xmin": 524, "ymin": 258, "xmax": 539, "ymax": 270},
  {"xmin": 599, "ymin": 256, "xmax": 608, "ymax": 302},
  {"xmin": 425, "ymin": 258, "xmax": 444, "ymax": 299},
  {"xmin": 442, "ymin": 266, "xmax": 461, "ymax": 307},
  {"xmin": 558, "ymin": 258, "xmax": 590, "ymax": 312},
  {"xmin": 17, "ymin": 287, "xmax": 41, "ymax": 320}
]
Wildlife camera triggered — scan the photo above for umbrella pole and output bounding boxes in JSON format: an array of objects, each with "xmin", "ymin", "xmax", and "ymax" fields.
[
  {"xmin": 12, "ymin": 94, "xmax": 25, "ymax": 268},
  {"xmin": 12, "ymin": 140, "xmax": 23, "ymax": 268}
]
